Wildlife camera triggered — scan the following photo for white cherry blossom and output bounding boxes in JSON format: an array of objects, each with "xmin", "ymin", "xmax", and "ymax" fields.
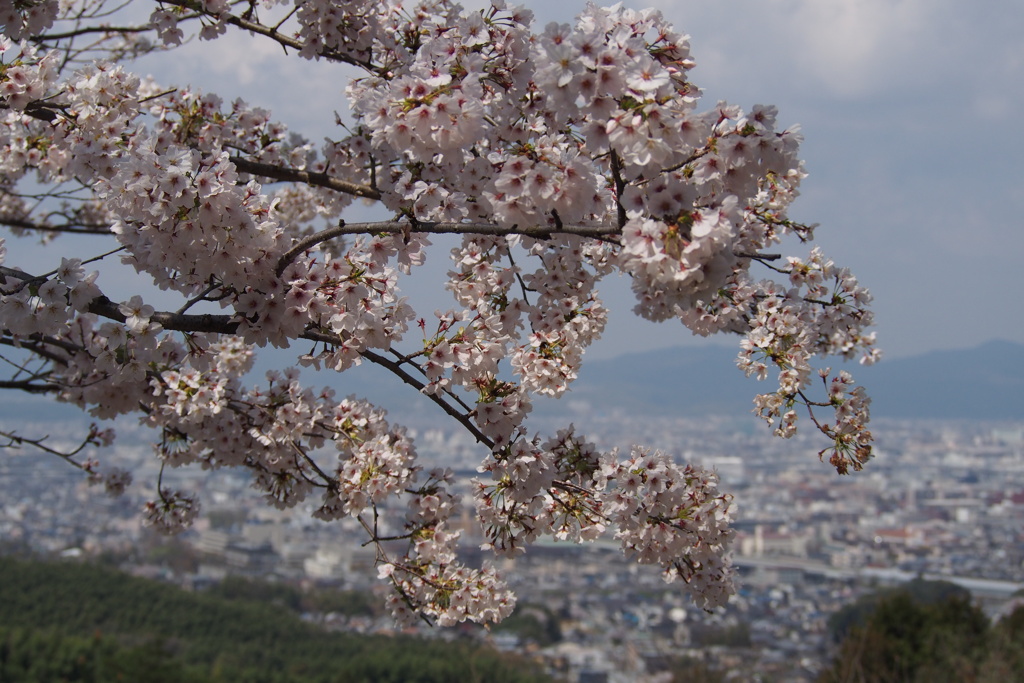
[{"xmin": 0, "ymin": 0, "xmax": 880, "ymax": 625}]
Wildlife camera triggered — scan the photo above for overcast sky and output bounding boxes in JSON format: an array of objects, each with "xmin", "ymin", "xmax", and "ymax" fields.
[{"xmin": 17, "ymin": 0, "xmax": 1020, "ymax": 363}]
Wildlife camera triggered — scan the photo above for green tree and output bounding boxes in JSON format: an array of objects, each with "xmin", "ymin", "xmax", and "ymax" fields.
[
  {"xmin": 820, "ymin": 583, "xmax": 993, "ymax": 683},
  {"xmin": 494, "ymin": 603, "xmax": 563, "ymax": 647}
]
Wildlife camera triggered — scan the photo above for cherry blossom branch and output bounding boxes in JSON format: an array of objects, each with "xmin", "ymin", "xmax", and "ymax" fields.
[
  {"xmin": 155, "ymin": 0, "xmax": 375, "ymax": 70},
  {"xmin": 1, "ymin": 336, "xmax": 76, "ymax": 365},
  {"xmin": 0, "ymin": 275, "xmax": 484, "ymax": 450},
  {"xmin": 0, "ymin": 379, "xmax": 55, "ymax": 393},
  {"xmin": 0, "ymin": 345, "xmax": 51, "ymax": 375},
  {"xmin": 316, "ymin": 218, "xmax": 626, "ymax": 243},
  {"xmin": 382, "ymin": 348, "xmax": 481, "ymax": 417},
  {"xmin": 270, "ymin": 5, "xmax": 299, "ymax": 33},
  {"xmin": 504, "ymin": 246, "xmax": 534, "ymax": 305},
  {"xmin": 2, "ymin": 246, "xmax": 121, "ymax": 294},
  {"xmin": 273, "ymin": 219, "xmax": 625, "ymax": 277},
  {"xmin": 83, "ymin": 295, "xmax": 236, "ymax": 333},
  {"xmin": 3, "ymin": 100, "xmax": 66, "ymax": 123},
  {"xmin": 0, "ymin": 423, "xmax": 110, "ymax": 472},
  {"xmin": 174, "ymin": 279, "xmax": 227, "ymax": 314},
  {"xmin": 0, "ymin": 216, "xmax": 112, "ymax": 235},
  {"xmin": 660, "ymin": 146, "xmax": 712, "ymax": 175},
  {"xmin": 272, "ymin": 223, "xmax": 777, "ymax": 292},
  {"xmin": 230, "ymin": 157, "xmax": 382, "ymax": 200},
  {"xmin": 338, "ymin": 343, "xmax": 493, "ymax": 448},
  {"xmin": 748, "ymin": 254, "xmax": 788, "ymax": 273},
  {"xmin": 79, "ymin": 291, "xmax": 494, "ymax": 451},
  {"xmin": 31, "ymin": 24, "xmax": 152, "ymax": 41},
  {"xmin": 0, "ymin": 265, "xmax": 40, "ymax": 291}
]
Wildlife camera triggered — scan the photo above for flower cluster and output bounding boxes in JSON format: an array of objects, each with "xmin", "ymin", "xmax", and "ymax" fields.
[
  {"xmin": 0, "ymin": 38, "xmax": 59, "ymax": 109},
  {"xmin": 737, "ymin": 247, "xmax": 877, "ymax": 470},
  {"xmin": 0, "ymin": 0, "xmax": 58, "ymax": 41},
  {"xmin": 598, "ymin": 448, "xmax": 734, "ymax": 611},
  {"xmin": 143, "ymin": 488, "xmax": 200, "ymax": 534},
  {"xmin": 0, "ymin": 0, "xmax": 882, "ymax": 625},
  {"xmin": 473, "ymin": 429, "xmax": 733, "ymax": 610}
]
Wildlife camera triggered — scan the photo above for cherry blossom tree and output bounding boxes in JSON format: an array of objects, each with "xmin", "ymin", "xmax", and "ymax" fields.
[{"xmin": 0, "ymin": 0, "xmax": 878, "ymax": 625}]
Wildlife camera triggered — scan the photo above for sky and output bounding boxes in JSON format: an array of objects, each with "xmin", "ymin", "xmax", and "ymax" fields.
[{"xmin": 10, "ymin": 0, "xmax": 1023, "ymax": 362}]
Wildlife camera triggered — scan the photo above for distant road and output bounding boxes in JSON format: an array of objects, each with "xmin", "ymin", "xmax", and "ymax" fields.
[{"xmin": 734, "ymin": 555, "xmax": 1023, "ymax": 598}]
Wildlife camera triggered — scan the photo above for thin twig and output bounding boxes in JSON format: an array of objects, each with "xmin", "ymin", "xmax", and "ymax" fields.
[
  {"xmin": 356, "ymin": 347, "xmax": 493, "ymax": 448},
  {"xmin": 176, "ymin": 280, "xmax": 225, "ymax": 314},
  {"xmin": 274, "ymin": 218, "xmax": 624, "ymax": 276}
]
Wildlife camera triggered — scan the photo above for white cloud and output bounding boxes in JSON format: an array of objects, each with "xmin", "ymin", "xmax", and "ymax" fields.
[
  {"xmin": 645, "ymin": 0, "xmax": 956, "ymax": 98},
  {"xmin": 792, "ymin": 1, "xmax": 939, "ymax": 92},
  {"xmin": 133, "ymin": 21, "xmax": 353, "ymax": 137}
]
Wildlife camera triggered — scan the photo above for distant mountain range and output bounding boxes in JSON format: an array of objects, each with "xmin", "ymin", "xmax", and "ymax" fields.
[
  {"xmin": 541, "ymin": 339, "xmax": 1024, "ymax": 421},
  {"xmin": 2, "ymin": 340, "xmax": 1021, "ymax": 426}
]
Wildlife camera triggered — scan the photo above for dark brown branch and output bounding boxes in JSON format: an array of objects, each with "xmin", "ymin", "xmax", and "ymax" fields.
[
  {"xmin": 661, "ymin": 146, "xmax": 712, "ymax": 175},
  {"xmin": 3, "ymin": 245, "xmax": 122, "ymax": 293},
  {"xmin": 223, "ymin": 10, "xmax": 373, "ymax": 69},
  {"xmin": 0, "ymin": 216, "xmax": 112, "ymax": 235},
  {"xmin": 77, "ymin": 293, "xmax": 493, "ymax": 447},
  {"xmin": 230, "ymin": 157, "xmax": 381, "ymax": 200},
  {"xmin": 175, "ymin": 280, "xmax": 225, "ymax": 314},
  {"xmin": 274, "ymin": 218, "xmax": 625, "ymax": 277},
  {"xmin": 32, "ymin": 24, "xmax": 152, "ymax": 41},
  {"xmin": 86, "ymin": 295, "xmax": 240, "ymax": 334},
  {"xmin": 303, "ymin": 332, "xmax": 493, "ymax": 448},
  {"xmin": 610, "ymin": 150, "xmax": 627, "ymax": 230},
  {"xmin": 0, "ymin": 379, "xmax": 57, "ymax": 393},
  {"xmin": 281, "ymin": 221, "xmax": 783, "ymax": 254},
  {"xmin": 1, "ymin": 336, "xmax": 74, "ymax": 366},
  {"xmin": 13, "ymin": 101, "xmax": 63, "ymax": 123},
  {"xmin": 0, "ymin": 265, "xmax": 43, "ymax": 293},
  {"xmin": 310, "ymin": 218, "xmax": 620, "ymax": 244},
  {"xmin": 0, "ymin": 426, "xmax": 97, "ymax": 467},
  {"xmin": 276, "ymin": 220, "xmax": 351, "ymax": 276},
  {"xmin": 385, "ymin": 348, "xmax": 479, "ymax": 417},
  {"xmin": 504, "ymin": 246, "xmax": 533, "ymax": 307}
]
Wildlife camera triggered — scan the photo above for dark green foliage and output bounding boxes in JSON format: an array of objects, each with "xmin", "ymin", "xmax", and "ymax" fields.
[
  {"xmin": 689, "ymin": 621, "xmax": 751, "ymax": 649},
  {"xmin": 0, "ymin": 557, "xmax": 552, "ymax": 683},
  {"xmin": 976, "ymin": 602, "xmax": 1024, "ymax": 681},
  {"xmin": 493, "ymin": 603, "xmax": 563, "ymax": 647},
  {"xmin": 204, "ymin": 574, "xmax": 385, "ymax": 619},
  {"xmin": 301, "ymin": 586, "xmax": 381, "ymax": 618},
  {"xmin": 820, "ymin": 581, "xmax": 1024, "ymax": 683},
  {"xmin": 664, "ymin": 656, "xmax": 727, "ymax": 683},
  {"xmin": 204, "ymin": 574, "xmax": 305, "ymax": 612},
  {"xmin": 0, "ymin": 628, "xmax": 203, "ymax": 683},
  {"xmin": 826, "ymin": 578, "xmax": 971, "ymax": 642}
]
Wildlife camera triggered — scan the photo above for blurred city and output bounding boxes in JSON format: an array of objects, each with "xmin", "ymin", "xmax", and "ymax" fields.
[{"xmin": 2, "ymin": 411, "xmax": 1022, "ymax": 682}]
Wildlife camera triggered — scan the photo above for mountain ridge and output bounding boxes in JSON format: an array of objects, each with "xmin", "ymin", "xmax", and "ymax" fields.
[
  {"xmin": 2, "ymin": 340, "xmax": 1020, "ymax": 424},
  {"xmin": 548, "ymin": 338, "xmax": 1024, "ymax": 420}
]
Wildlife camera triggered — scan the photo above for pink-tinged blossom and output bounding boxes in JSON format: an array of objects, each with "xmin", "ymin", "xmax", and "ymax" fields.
[{"xmin": 0, "ymin": 0, "xmax": 881, "ymax": 626}]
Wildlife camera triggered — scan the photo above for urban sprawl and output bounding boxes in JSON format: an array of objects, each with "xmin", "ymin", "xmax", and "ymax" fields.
[{"xmin": 2, "ymin": 412, "xmax": 1022, "ymax": 682}]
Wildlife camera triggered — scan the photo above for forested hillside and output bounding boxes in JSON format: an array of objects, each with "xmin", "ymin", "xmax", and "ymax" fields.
[{"xmin": 0, "ymin": 558, "xmax": 552, "ymax": 683}]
